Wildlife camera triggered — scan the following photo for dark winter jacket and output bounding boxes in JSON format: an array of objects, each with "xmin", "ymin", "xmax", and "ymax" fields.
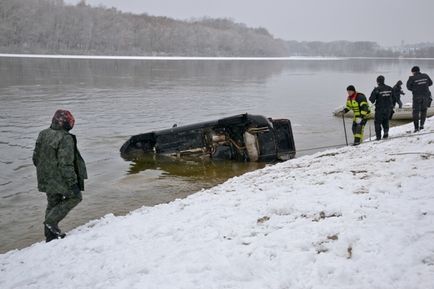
[
  {"xmin": 33, "ymin": 123, "xmax": 87, "ymax": 194},
  {"xmin": 370, "ymin": 84, "xmax": 394, "ymax": 112},
  {"xmin": 406, "ymin": 72, "xmax": 433, "ymax": 98},
  {"xmin": 392, "ymin": 84, "xmax": 404, "ymax": 99}
]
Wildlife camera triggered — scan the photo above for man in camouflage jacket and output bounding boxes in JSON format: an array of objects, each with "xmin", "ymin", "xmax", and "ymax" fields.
[{"xmin": 33, "ymin": 110, "xmax": 87, "ymax": 242}]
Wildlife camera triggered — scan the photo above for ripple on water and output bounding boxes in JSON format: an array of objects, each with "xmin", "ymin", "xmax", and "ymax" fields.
[
  {"xmin": 1, "ymin": 57, "xmax": 432, "ymax": 253},
  {"xmin": 0, "ymin": 181, "xmax": 12, "ymax": 186}
]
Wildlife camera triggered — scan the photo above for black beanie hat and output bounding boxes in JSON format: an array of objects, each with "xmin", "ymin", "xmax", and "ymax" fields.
[
  {"xmin": 346, "ymin": 85, "xmax": 356, "ymax": 92},
  {"xmin": 411, "ymin": 66, "xmax": 420, "ymax": 73},
  {"xmin": 377, "ymin": 75, "xmax": 385, "ymax": 84}
]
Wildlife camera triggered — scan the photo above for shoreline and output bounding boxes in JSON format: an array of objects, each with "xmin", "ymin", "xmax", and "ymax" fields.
[
  {"xmin": 1, "ymin": 118, "xmax": 433, "ymax": 288},
  {"xmin": 0, "ymin": 54, "xmax": 344, "ymax": 61},
  {"xmin": 1, "ymin": 53, "xmax": 434, "ymax": 61}
]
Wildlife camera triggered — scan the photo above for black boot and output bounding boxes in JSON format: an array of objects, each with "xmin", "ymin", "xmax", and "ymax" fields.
[
  {"xmin": 375, "ymin": 128, "xmax": 381, "ymax": 141},
  {"xmin": 44, "ymin": 223, "xmax": 66, "ymax": 242},
  {"xmin": 44, "ymin": 225, "xmax": 57, "ymax": 243},
  {"xmin": 353, "ymin": 137, "xmax": 361, "ymax": 146}
]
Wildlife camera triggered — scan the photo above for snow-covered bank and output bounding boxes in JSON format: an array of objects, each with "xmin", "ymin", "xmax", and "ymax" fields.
[
  {"xmin": 1, "ymin": 119, "xmax": 434, "ymax": 289},
  {"xmin": 0, "ymin": 53, "xmax": 344, "ymax": 61},
  {"xmin": 2, "ymin": 54, "xmax": 434, "ymax": 61}
]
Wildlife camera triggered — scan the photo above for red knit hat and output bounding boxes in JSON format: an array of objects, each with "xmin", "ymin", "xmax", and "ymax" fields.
[{"xmin": 52, "ymin": 109, "xmax": 75, "ymax": 130}]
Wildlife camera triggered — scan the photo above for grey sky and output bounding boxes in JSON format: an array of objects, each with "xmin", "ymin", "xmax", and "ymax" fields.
[{"xmin": 66, "ymin": 0, "xmax": 434, "ymax": 46}]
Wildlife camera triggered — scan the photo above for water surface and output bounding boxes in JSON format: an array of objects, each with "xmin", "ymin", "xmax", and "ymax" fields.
[{"xmin": 1, "ymin": 57, "xmax": 433, "ymax": 252}]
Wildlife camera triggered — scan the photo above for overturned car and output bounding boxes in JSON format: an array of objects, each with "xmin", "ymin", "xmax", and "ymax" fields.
[{"xmin": 120, "ymin": 114, "xmax": 296, "ymax": 162}]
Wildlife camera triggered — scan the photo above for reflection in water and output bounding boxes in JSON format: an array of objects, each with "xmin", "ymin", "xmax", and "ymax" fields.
[
  {"xmin": 5, "ymin": 58, "xmax": 434, "ymax": 90},
  {"xmin": 0, "ymin": 58, "xmax": 288, "ymax": 88},
  {"xmin": 127, "ymin": 154, "xmax": 266, "ymax": 182}
]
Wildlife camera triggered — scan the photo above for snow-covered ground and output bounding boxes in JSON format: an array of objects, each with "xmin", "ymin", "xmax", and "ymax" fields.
[
  {"xmin": 1, "ymin": 118, "xmax": 434, "ymax": 289},
  {"xmin": 2, "ymin": 54, "xmax": 434, "ymax": 61}
]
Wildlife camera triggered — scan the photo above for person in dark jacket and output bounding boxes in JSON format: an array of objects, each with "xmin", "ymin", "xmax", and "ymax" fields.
[
  {"xmin": 33, "ymin": 110, "xmax": 87, "ymax": 242},
  {"xmin": 342, "ymin": 85, "xmax": 370, "ymax": 145},
  {"xmin": 407, "ymin": 66, "xmax": 433, "ymax": 132},
  {"xmin": 392, "ymin": 80, "xmax": 405, "ymax": 109},
  {"xmin": 369, "ymin": 75, "xmax": 394, "ymax": 140}
]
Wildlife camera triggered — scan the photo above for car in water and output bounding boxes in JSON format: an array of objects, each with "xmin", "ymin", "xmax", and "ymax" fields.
[{"xmin": 120, "ymin": 113, "xmax": 296, "ymax": 162}]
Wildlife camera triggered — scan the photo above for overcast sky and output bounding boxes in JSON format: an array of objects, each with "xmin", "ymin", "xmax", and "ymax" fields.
[{"xmin": 66, "ymin": 0, "xmax": 434, "ymax": 46}]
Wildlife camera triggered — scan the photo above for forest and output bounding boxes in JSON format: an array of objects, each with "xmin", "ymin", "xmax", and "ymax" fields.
[
  {"xmin": 0, "ymin": 0, "xmax": 288, "ymax": 56},
  {"xmin": 286, "ymin": 40, "xmax": 434, "ymax": 58},
  {"xmin": 1, "ymin": 0, "xmax": 433, "ymax": 57},
  {"xmin": 285, "ymin": 40, "xmax": 397, "ymax": 57}
]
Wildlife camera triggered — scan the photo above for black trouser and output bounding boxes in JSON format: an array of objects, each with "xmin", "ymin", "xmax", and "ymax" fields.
[
  {"xmin": 413, "ymin": 96, "xmax": 428, "ymax": 130},
  {"xmin": 45, "ymin": 192, "xmax": 82, "ymax": 231},
  {"xmin": 396, "ymin": 97, "xmax": 403, "ymax": 109},
  {"xmin": 374, "ymin": 110, "xmax": 390, "ymax": 139}
]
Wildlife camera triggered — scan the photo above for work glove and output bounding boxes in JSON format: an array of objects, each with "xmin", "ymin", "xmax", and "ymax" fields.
[{"xmin": 355, "ymin": 117, "xmax": 362, "ymax": 124}]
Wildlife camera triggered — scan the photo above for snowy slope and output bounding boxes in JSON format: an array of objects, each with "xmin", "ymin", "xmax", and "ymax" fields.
[{"xmin": 1, "ymin": 118, "xmax": 434, "ymax": 289}]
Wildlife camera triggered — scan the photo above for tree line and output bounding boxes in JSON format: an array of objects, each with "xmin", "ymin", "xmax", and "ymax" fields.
[
  {"xmin": 0, "ymin": 0, "xmax": 288, "ymax": 56},
  {"xmin": 285, "ymin": 41, "xmax": 434, "ymax": 58},
  {"xmin": 285, "ymin": 40, "xmax": 399, "ymax": 57},
  {"xmin": 402, "ymin": 47, "xmax": 434, "ymax": 58},
  {"xmin": 1, "ymin": 0, "xmax": 433, "ymax": 58}
]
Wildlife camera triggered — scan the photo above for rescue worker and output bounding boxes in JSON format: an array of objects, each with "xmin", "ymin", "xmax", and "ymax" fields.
[
  {"xmin": 369, "ymin": 75, "xmax": 394, "ymax": 140},
  {"xmin": 406, "ymin": 66, "xmax": 433, "ymax": 132},
  {"xmin": 392, "ymin": 80, "xmax": 405, "ymax": 109},
  {"xmin": 33, "ymin": 110, "xmax": 87, "ymax": 242},
  {"xmin": 342, "ymin": 85, "xmax": 370, "ymax": 145}
]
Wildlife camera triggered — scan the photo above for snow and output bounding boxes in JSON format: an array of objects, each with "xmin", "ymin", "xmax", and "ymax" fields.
[
  {"xmin": 0, "ymin": 53, "xmax": 344, "ymax": 61},
  {"xmin": 2, "ymin": 54, "xmax": 434, "ymax": 61},
  {"xmin": 1, "ymin": 118, "xmax": 434, "ymax": 289}
]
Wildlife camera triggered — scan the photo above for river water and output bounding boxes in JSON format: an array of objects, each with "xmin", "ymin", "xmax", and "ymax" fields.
[{"xmin": 1, "ymin": 57, "xmax": 433, "ymax": 253}]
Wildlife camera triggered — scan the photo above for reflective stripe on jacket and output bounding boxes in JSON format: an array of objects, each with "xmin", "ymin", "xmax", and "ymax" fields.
[
  {"xmin": 346, "ymin": 92, "xmax": 370, "ymax": 118},
  {"xmin": 369, "ymin": 84, "xmax": 394, "ymax": 112},
  {"xmin": 407, "ymin": 72, "xmax": 433, "ymax": 98}
]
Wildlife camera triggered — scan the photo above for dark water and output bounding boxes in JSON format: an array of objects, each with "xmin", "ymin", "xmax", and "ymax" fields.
[{"xmin": 1, "ymin": 57, "xmax": 434, "ymax": 253}]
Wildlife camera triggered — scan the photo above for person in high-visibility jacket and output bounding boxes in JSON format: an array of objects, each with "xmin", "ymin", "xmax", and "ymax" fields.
[{"xmin": 342, "ymin": 85, "xmax": 371, "ymax": 145}]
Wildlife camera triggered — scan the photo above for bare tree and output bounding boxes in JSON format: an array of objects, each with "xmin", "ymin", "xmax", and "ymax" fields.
[{"xmin": 0, "ymin": 0, "xmax": 288, "ymax": 56}]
